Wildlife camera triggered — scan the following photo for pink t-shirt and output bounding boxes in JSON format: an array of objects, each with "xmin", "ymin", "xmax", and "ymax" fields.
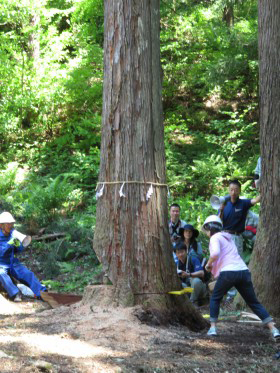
[{"xmin": 209, "ymin": 232, "xmax": 247, "ymax": 278}]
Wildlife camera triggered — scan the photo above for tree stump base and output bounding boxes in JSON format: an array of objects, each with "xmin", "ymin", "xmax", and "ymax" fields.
[
  {"xmin": 80, "ymin": 285, "xmax": 209, "ymax": 331},
  {"xmin": 81, "ymin": 285, "xmax": 117, "ymax": 307}
]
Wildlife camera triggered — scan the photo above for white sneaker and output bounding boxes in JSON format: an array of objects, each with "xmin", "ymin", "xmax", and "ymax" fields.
[
  {"xmin": 271, "ymin": 328, "xmax": 280, "ymax": 340},
  {"xmin": 207, "ymin": 327, "xmax": 217, "ymax": 336}
]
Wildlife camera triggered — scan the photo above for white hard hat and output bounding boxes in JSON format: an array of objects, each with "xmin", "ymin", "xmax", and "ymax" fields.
[
  {"xmin": 0, "ymin": 212, "xmax": 16, "ymax": 223},
  {"xmin": 203, "ymin": 215, "xmax": 222, "ymax": 228}
]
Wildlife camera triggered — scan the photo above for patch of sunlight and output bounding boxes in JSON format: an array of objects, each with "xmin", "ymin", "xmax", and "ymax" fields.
[
  {"xmin": 200, "ymin": 8, "xmax": 214, "ymax": 20},
  {"xmin": 235, "ymin": 20, "xmax": 253, "ymax": 34},
  {"xmin": 0, "ymin": 334, "xmax": 129, "ymax": 358},
  {"xmin": 0, "ymin": 295, "xmax": 22, "ymax": 315},
  {"xmin": 169, "ymin": 133, "xmax": 193, "ymax": 145},
  {"xmin": 194, "ymin": 339, "xmax": 227, "ymax": 350},
  {"xmin": 79, "ymin": 358, "xmax": 126, "ymax": 373}
]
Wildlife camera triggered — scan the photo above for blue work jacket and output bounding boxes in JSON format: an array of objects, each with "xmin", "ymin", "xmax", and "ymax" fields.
[{"xmin": 0, "ymin": 229, "xmax": 24, "ymax": 267}]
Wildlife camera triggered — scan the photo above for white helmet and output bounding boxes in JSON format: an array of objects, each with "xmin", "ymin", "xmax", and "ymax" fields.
[
  {"xmin": 203, "ymin": 215, "xmax": 222, "ymax": 228},
  {"xmin": 0, "ymin": 212, "xmax": 16, "ymax": 224}
]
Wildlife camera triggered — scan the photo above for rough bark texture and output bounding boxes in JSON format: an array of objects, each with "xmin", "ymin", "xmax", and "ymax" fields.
[
  {"xmin": 250, "ymin": 0, "xmax": 280, "ymax": 316},
  {"xmin": 93, "ymin": 0, "xmax": 208, "ymax": 330}
]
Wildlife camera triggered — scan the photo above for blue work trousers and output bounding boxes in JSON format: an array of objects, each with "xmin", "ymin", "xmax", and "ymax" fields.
[
  {"xmin": 210, "ymin": 270, "xmax": 272, "ymax": 324},
  {"xmin": 0, "ymin": 262, "xmax": 46, "ymax": 298}
]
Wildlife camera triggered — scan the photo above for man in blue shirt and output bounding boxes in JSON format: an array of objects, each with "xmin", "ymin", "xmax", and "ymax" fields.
[
  {"xmin": 174, "ymin": 241, "xmax": 207, "ymax": 306},
  {"xmin": 219, "ymin": 179, "xmax": 260, "ymax": 254}
]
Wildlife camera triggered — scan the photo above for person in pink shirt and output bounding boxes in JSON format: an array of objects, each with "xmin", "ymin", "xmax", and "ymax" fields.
[{"xmin": 203, "ymin": 215, "xmax": 280, "ymax": 339}]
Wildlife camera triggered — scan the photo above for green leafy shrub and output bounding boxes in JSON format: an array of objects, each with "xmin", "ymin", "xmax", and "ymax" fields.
[
  {"xmin": 0, "ymin": 162, "xmax": 18, "ymax": 195},
  {"xmin": 33, "ymin": 209, "xmax": 98, "ymax": 292},
  {"xmin": 22, "ymin": 175, "xmax": 76, "ymax": 228}
]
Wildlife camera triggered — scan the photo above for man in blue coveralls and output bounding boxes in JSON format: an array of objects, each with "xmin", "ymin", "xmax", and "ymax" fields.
[
  {"xmin": 0, "ymin": 211, "xmax": 46, "ymax": 301},
  {"xmin": 219, "ymin": 179, "xmax": 260, "ymax": 254}
]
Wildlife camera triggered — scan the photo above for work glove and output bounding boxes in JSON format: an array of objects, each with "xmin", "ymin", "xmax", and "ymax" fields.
[{"xmin": 7, "ymin": 238, "xmax": 21, "ymax": 247}]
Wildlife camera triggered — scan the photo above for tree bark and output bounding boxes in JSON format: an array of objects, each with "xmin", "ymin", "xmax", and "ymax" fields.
[
  {"xmin": 223, "ymin": 5, "xmax": 234, "ymax": 27},
  {"xmin": 28, "ymin": 13, "xmax": 40, "ymax": 60},
  {"xmin": 249, "ymin": 0, "xmax": 280, "ymax": 316},
  {"xmin": 93, "ymin": 0, "xmax": 207, "ymax": 330}
]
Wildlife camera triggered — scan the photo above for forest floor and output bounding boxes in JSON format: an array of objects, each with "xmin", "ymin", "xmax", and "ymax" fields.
[{"xmin": 0, "ymin": 293, "xmax": 279, "ymax": 373}]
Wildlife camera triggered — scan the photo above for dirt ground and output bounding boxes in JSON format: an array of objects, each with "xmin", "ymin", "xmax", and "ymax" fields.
[{"xmin": 0, "ymin": 292, "xmax": 279, "ymax": 373}]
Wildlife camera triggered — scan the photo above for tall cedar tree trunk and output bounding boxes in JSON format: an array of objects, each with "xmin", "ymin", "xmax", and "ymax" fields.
[
  {"xmin": 93, "ymin": 0, "xmax": 207, "ymax": 330},
  {"xmin": 249, "ymin": 0, "xmax": 280, "ymax": 316}
]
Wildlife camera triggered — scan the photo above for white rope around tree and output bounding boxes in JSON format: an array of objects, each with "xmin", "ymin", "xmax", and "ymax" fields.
[{"xmin": 95, "ymin": 180, "xmax": 170, "ymax": 201}]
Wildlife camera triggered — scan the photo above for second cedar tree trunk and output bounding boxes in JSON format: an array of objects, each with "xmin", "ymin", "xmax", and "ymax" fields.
[{"xmin": 249, "ymin": 0, "xmax": 280, "ymax": 316}]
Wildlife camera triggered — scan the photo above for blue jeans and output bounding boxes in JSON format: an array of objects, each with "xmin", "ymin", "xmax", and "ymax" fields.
[
  {"xmin": 0, "ymin": 263, "xmax": 46, "ymax": 298},
  {"xmin": 210, "ymin": 270, "xmax": 272, "ymax": 324}
]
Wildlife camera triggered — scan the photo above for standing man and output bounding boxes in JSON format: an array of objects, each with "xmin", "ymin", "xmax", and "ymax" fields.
[
  {"xmin": 219, "ymin": 179, "xmax": 260, "ymax": 254},
  {"xmin": 168, "ymin": 203, "xmax": 187, "ymax": 246}
]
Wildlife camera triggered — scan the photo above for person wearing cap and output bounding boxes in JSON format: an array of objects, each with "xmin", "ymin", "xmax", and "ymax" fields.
[
  {"xmin": 203, "ymin": 215, "xmax": 280, "ymax": 340},
  {"xmin": 0, "ymin": 211, "xmax": 47, "ymax": 302},
  {"xmin": 174, "ymin": 225, "xmax": 208, "ymax": 306},
  {"xmin": 219, "ymin": 179, "xmax": 260, "ymax": 254},
  {"xmin": 179, "ymin": 224, "xmax": 204, "ymax": 262}
]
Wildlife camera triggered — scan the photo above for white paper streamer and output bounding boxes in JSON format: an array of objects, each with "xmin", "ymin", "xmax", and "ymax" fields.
[
  {"xmin": 146, "ymin": 184, "xmax": 154, "ymax": 201},
  {"xmin": 95, "ymin": 183, "xmax": 105, "ymax": 199},
  {"xmin": 119, "ymin": 182, "xmax": 126, "ymax": 198}
]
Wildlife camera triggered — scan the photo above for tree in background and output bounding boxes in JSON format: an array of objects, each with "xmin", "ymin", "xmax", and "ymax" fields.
[
  {"xmin": 93, "ymin": 0, "xmax": 207, "ymax": 330},
  {"xmin": 249, "ymin": 0, "xmax": 280, "ymax": 316}
]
